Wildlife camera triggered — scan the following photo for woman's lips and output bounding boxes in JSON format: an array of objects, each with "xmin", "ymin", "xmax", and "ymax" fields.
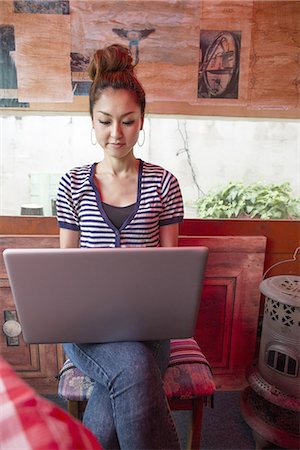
[{"xmin": 109, "ymin": 142, "xmax": 124, "ymax": 147}]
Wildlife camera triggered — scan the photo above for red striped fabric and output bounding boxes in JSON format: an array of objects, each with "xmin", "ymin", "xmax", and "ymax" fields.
[
  {"xmin": 0, "ymin": 356, "xmax": 102, "ymax": 450},
  {"xmin": 169, "ymin": 338, "xmax": 210, "ymax": 367}
]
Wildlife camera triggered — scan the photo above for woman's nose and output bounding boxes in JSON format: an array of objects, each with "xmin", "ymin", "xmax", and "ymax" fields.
[{"xmin": 111, "ymin": 122, "xmax": 122, "ymax": 140}]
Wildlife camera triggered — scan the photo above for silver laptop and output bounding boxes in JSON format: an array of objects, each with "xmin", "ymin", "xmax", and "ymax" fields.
[{"xmin": 3, "ymin": 247, "xmax": 208, "ymax": 344}]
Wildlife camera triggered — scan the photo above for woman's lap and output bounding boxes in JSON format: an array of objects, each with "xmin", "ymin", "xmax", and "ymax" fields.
[
  {"xmin": 62, "ymin": 340, "xmax": 180, "ymax": 449},
  {"xmin": 63, "ymin": 339, "xmax": 170, "ymax": 381}
]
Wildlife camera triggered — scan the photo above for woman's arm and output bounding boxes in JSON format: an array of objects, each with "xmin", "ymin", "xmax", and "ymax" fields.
[
  {"xmin": 60, "ymin": 228, "xmax": 80, "ymax": 248},
  {"xmin": 159, "ymin": 223, "xmax": 179, "ymax": 247}
]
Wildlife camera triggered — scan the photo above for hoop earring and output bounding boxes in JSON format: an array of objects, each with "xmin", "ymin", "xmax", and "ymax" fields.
[
  {"xmin": 138, "ymin": 129, "xmax": 145, "ymax": 147},
  {"xmin": 91, "ymin": 128, "xmax": 97, "ymax": 146}
]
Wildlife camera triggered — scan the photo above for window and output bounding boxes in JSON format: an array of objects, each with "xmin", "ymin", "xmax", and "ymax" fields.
[{"xmin": 1, "ymin": 115, "xmax": 299, "ymax": 218}]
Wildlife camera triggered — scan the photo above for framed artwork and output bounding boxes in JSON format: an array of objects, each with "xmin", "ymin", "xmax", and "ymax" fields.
[
  {"xmin": 0, "ymin": 24, "xmax": 29, "ymax": 108},
  {"xmin": 0, "ymin": 0, "xmax": 71, "ymax": 106},
  {"xmin": 198, "ymin": 30, "xmax": 241, "ymax": 99}
]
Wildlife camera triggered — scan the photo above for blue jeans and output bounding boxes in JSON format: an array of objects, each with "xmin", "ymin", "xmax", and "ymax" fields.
[{"xmin": 63, "ymin": 341, "xmax": 180, "ymax": 450}]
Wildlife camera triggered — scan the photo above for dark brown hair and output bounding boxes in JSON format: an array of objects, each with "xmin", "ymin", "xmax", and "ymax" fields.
[{"xmin": 88, "ymin": 44, "xmax": 146, "ymax": 118}]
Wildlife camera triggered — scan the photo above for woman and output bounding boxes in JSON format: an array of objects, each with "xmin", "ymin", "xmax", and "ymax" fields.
[{"xmin": 56, "ymin": 44, "xmax": 183, "ymax": 450}]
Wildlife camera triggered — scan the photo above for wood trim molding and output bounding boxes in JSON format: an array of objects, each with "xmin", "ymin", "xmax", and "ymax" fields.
[{"xmin": 0, "ymin": 216, "xmax": 299, "ymax": 277}]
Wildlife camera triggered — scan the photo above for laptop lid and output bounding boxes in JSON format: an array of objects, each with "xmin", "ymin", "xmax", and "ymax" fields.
[{"xmin": 3, "ymin": 247, "xmax": 208, "ymax": 344}]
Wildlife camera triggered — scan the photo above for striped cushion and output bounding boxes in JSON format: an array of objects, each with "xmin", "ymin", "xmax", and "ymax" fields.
[
  {"xmin": 169, "ymin": 338, "xmax": 210, "ymax": 367},
  {"xmin": 58, "ymin": 363, "xmax": 94, "ymax": 401},
  {"xmin": 58, "ymin": 338, "xmax": 215, "ymax": 402}
]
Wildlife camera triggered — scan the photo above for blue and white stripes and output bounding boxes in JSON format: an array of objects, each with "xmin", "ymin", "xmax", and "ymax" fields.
[{"xmin": 56, "ymin": 160, "xmax": 184, "ymax": 248}]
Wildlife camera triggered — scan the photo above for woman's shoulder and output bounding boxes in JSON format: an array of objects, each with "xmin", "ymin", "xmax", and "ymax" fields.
[
  {"xmin": 58, "ymin": 164, "xmax": 94, "ymax": 194},
  {"xmin": 67, "ymin": 163, "xmax": 94, "ymax": 177},
  {"xmin": 142, "ymin": 161, "xmax": 178, "ymax": 181},
  {"xmin": 60, "ymin": 163, "xmax": 94, "ymax": 182}
]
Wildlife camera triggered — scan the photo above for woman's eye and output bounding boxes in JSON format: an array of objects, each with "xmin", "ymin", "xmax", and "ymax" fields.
[
  {"xmin": 123, "ymin": 121, "xmax": 134, "ymax": 126},
  {"xmin": 99, "ymin": 120, "xmax": 110, "ymax": 125}
]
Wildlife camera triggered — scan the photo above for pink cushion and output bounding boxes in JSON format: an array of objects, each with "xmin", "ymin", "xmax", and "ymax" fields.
[
  {"xmin": 163, "ymin": 362, "xmax": 215, "ymax": 399},
  {"xmin": 58, "ymin": 338, "xmax": 215, "ymax": 402}
]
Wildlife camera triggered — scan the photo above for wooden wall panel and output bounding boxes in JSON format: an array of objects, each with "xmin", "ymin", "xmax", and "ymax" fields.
[
  {"xmin": 195, "ymin": 279, "xmax": 234, "ymax": 368},
  {"xmin": 0, "ymin": 216, "xmax": 59, "ymax": 235},
  {"xmin": 0, "ymin": 216, "xmax": 298, "ymax": 275},
  {"xmin": 179, "ymin": 235, "xmax": 267, "ymax": 390},
  {"xmin": 0, "ymin": 233, "xmax": 266, "ymax": 391},
  {"xmin": 0, "ymin": 217, "xmax": 297, "ymax": 390},
  {"xmin": 0, "ymin": 235, "xmax": 61, "ymax": 393},
  {"xmin": 0, "ymin": 216, "xmax": 298, "ymax": 277},
  {"xmin": 179, "ymin": 218, "xmax": 300, "ymax": 278}
]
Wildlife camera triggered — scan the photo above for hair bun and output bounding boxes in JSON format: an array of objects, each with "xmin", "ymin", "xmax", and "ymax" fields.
[{"xmin": 88, "ymin": 44, "xmax": 134, "ymax": 82}]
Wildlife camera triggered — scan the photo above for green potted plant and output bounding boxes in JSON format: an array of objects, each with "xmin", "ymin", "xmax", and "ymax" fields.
[{"xmin": 196, "ymin": 181, "xmax": 300, "ymax": 219}]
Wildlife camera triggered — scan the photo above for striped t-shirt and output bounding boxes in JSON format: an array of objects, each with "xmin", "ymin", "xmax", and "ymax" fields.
[{"xmin": 56, "ymin": 159, "xmax": 184, "ymax": 248}]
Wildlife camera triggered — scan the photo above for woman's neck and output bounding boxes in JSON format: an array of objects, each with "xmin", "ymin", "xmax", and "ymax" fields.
[
  {"xmin": 97, "ymin": 154, "xmax": 138, "ymax": 177},
  {"xmin": 94, "ymin": 153, "xmax": 140, "ymax": 207}
]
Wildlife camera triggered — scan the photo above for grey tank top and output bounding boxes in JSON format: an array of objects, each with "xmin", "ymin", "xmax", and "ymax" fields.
[{"xmin": 102, "ymin": 202, "xmax": 136, "ymax": 230}]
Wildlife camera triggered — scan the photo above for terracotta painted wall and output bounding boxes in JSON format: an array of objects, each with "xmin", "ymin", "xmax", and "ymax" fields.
[{"xmin": 0, "ymin": 0, "xmax": 299, "ymax": 118}]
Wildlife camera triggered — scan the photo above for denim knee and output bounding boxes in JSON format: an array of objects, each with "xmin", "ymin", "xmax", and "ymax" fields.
[{"xmin": 107, "ymin": 342, "xmax": 164, "ymax": 391}]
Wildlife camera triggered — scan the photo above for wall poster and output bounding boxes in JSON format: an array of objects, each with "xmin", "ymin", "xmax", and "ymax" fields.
[
  {"xmin": 0, "ymin": 0, "xmax": 72, "ymax": 106},
  {"xmin": 198, "ymin": 30, "xmax": 241, "ymax": 99}
]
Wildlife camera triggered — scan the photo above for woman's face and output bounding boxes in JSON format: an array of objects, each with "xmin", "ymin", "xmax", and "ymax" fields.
[{"xmin": 92, "ymin": 88, "xmax": 144, "ymax": 159}]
